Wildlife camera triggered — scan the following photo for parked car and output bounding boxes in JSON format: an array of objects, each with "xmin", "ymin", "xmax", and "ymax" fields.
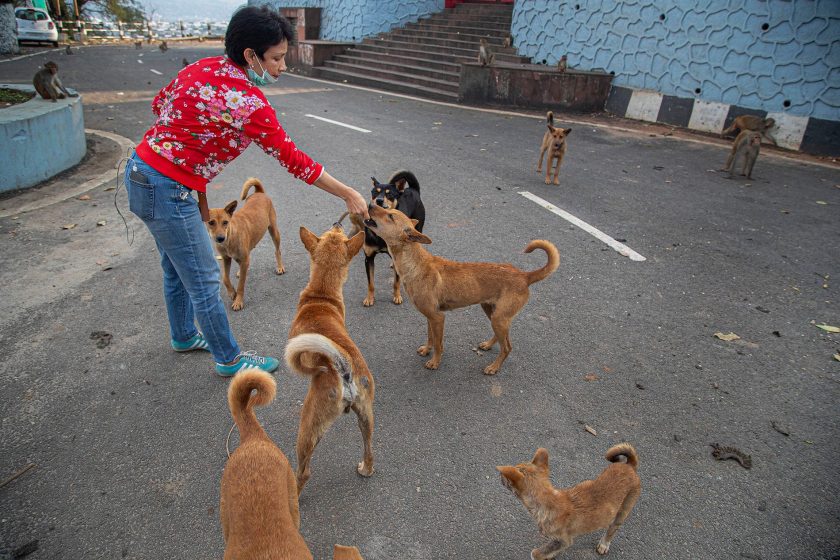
[{"xmin": 15, "ymin": 7, "xmax": 59, "ymax": 47}]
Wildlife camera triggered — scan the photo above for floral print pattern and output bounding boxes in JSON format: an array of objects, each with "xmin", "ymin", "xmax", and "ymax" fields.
[{"xmin": 136, "ymin": 56, "xmax": 322, "ymax": 192}]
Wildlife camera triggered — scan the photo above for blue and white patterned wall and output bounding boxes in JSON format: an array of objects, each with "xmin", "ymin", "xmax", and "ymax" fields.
[
  {"xmin": 511, "ymin": 0, "xmax": 839, "ymax": 121},
  {"xmin": 251, "ymin": 0, "xmax": 445, "ymax": 43}
]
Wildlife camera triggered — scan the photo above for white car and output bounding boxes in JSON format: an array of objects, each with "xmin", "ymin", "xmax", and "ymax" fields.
[{"xmin": 15, "ymin": 7, "xmax": 59, "ymax": 47}]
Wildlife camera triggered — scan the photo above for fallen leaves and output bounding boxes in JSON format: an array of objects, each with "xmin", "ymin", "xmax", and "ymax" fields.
[
  {"xmin": 584, "ymin": 425, "xmax": 597, "ymax": 436},
  {"xmin": 714, "ymin": 332, "xmax": 741, "ymax": 341},
  {"xmin": 816, "ymin": 324, "xmax": 840, "ymax": 333},
  {"xmin": 585, "ymin": 375, "xmax": 596, "ymax": 381},
  {"xmin": 96, "ymin": 220, "xmax": 106, "ymax": 226},
  {"xmin": 79, "ymin": 195, "xmax": 90, "ymax": 200},
  {"xmin": 834, "ymin": 352, "xmax": 840, "ymax": 362},
  {"xmin": 62, "ymin": 224, "xmax": 76, "ymax": 230}
]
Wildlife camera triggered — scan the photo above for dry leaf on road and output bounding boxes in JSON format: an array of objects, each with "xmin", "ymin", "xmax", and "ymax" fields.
[
  {"xmin": 62, "ymin": 224, "xmax": 76, "ymax": 230},
  {"xmin": 816, "ymin": 324, "xmax": 840, "ymax": 333},
  {"xmin": 714, "ymin": 332, "xmax": 741, "ymax": 341}
]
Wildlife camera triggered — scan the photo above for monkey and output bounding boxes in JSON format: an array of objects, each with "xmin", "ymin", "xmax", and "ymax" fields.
[
  {"xmin": 478, "ymin": 38, "xmax": 495, "ymax": 66},
  {"xmin": 557, "ymin": 55, "xmax": 567, "ymax": 73},
  {"xmin": 182, "ymin": 58, "xmax": 190, "ymax": 67},
  {"xmin": 721, "ymin": 115, "xmax": 777, "ymax": 145},
  {"xmin": 502, "ymin": 32, "xmax": 513, "ymax": 48},
  {"xmin": 65, "ymin": 45, "xmax": 74, "ymax": 55},
  {"xmin": 134, "ymin": 40, "xmax": 142, "ymax": 49},
  {"xmin": 725, "ymin": 131, "xmax": 762, "ymax": 179},
  {"xmin": 33, "ymin": 62, "xmax": 78, "ymax": 103},
  {"xmin": 159, "ymin": 40, "xmax": 168, "ymax": 53}
]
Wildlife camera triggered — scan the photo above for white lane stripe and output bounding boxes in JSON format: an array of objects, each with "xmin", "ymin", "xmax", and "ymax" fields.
[
  {"xmin": 304, "ymin": 114, "xmax": 370, "ymax": 133},
  {"xmin": 150, "ymin": 69, "xmax": 163, "ymax": 75},
  {"xmin": 518, "ymin": 191, "xmax": 647, "ymax": 262}
]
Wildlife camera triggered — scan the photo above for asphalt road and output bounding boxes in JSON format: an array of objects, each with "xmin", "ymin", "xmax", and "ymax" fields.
[{"xmin": 1, "ymin": 43, "xmax": 839, "ymax": 560}]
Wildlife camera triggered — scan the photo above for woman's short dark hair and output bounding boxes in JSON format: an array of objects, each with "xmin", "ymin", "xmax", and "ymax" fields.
[{"xmin": 225, "ymin": 5, "xmax": 295, "ymax": 66}]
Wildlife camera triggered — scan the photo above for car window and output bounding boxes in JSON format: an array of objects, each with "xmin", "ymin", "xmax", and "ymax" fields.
[{"xmin": 35, "ymin": 12, "xmax": 48, "ymax": 21}]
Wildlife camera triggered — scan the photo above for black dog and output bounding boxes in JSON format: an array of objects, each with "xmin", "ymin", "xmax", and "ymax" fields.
[{"xmin": 340, "ymin": 170, "xmax": 425, "ymax": 306}]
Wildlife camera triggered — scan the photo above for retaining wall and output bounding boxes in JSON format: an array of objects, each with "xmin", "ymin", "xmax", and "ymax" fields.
[
  {"xmin": 0, "ymin": 85, "xmax": 86, "ymax": 194},
  {"xmin": 251, "ymin": 0, "xmax": 445, "ymax": 42}
]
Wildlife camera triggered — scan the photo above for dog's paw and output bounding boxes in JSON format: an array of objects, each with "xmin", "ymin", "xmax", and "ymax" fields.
[
  {"xmin": 478, "ymin": 341, "xmax": 494, "ymax": 351},
  {"xmin": 553, "ymin": 179, "xmax": 560, "ymax": 185},
  {"xmin": 363, "ymin": 296, "xmax": 375, "ymax": 307},
  {"xmin": 483, "ymin": 364, "xmax": 499, "ymax": 375},
  {"xmin": 357, "ymin": 462, "xmax": 374, "ymax": 477},
  {"xmin": 536, "ymin": 167, "xmax": 541, "ymax": 172},
  {"xmin": 231, "ymin": 299, "xmax": 244, "ymax": 311},
  {"xmin": 226, "ymin": 288, "xmax": 237, "ymax": 301},
  {"xmin": 418, "ymin": 345, "xmax": 431, "ymax": 356},
  {"xmin": 596, "ymin": 540, "xmax": 610, "ymax": 555},
  {"xmin": 393, "ymin": 294, "xmax": 403, "ymax": 305},
  {"xmin": 276, "ymin": 265, "xmax": 286, "ymax": 275},
  {"xmin": 424, "ymin": 359, "xmax": 439, "ymax": 370},
  {"xmin": 544, "ymin": 178, "xmax": 551, "ymax": 184}
]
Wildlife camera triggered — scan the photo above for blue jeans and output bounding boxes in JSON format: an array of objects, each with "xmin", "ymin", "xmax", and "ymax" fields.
[{"xmin": 124, "ymin": 153, "xmax": 240, "ymax": 364}]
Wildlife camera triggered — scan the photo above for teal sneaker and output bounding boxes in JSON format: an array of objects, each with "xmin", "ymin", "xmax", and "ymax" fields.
[
  {"xmin": 171, "ymin": 333, "xmax": 210, "ymax": 352},
  {"xmin": 215, "ymin": 351, "xmax": 280, "ymax": 377}
]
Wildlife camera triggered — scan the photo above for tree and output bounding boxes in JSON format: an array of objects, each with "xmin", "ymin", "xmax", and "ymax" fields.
[
  {"xmin": 0, "ymin": 0, "xmax": 20, "ymax": 55},
  {"xmin": 81, "ymin": 0, "xmax": 145, "ymax": 23}
]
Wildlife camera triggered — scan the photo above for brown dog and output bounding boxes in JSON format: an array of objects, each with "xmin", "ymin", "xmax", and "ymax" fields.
[
  {"xmin": 498, "ymin": 445, "xmax": 641, "ymax": 558},
  {"xmin": 220, "ymin": 369, "xmax": 367, "ymax": 559},
  {"xmin": 537, "ymin": 111, "xmax": 572, "ymax": 185},
  {"xmin": 285, "ymin": 224, "xmax": 375, "ymax": 494},
  {"xmin": 206, "ymin": 178, "xmax": 285, "ymax": 311},
  {"xmin": 363, "ymin": 204, "xmax": 559, "ymax": 375}
]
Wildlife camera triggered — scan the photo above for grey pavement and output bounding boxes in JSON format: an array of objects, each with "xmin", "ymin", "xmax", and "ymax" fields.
[{"xmin": 1, "ymin": 43, "xmax": 839, "ymax": 560}]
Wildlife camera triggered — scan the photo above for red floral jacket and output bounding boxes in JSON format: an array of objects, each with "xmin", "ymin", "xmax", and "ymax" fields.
[{"xmin": 135, "ymin": 56, "xmax": 323, "ymax": 192}]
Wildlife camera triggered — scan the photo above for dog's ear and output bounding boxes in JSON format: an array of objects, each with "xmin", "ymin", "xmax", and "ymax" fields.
[
  {"xmin": 410, "ymin": 219, "xmax": 420, "ymax": 227},
  {"xmin": 371, "ymin": 177, "xmax": 378, "ymax": 187},
  {"xmin": 547, "ymin": 124, "xmax": 556, "ymax": 133},
  {"xmin": 346, "ymin": 231, "xmax": 365, "ymax": 260},
  {"xmin": 531, "ymin": 448, "xmax": 550, "ymax": 469},
  {"xmin": 402, "ymin": 227, "xmax": 432, "ymax": 245},
  {"xmin": 394, "ymin": 177, "xmax": 407, "ymax": 193},
  {"xmin": 299, "ymin": 226, "xmax": 320, "ymax": 253},
  {"xmin": 563, "ymin": 128, "xmax": 572, "ymax": 135},
  {"xmin": 224, "ymin": 200, "xmax": 238, "ymax": 215},
  {"xmin": 497, "ymin": 465, "xmax": 524, "ymax": 486}
]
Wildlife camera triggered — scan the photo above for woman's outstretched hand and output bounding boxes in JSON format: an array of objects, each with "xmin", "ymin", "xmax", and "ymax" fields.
[{"xmin": 314, "ymin": 171, "xmax": 370, "ymax": 220}]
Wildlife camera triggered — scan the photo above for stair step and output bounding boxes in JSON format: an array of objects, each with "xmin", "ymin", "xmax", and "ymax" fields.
[
  {"xmin": 312, "ymin": 67, "xmax": 459, "ymax": 102},
  {"xmin": 321, "ymin": 61, "xmax": 459, "ymax": 92},
  {"xmin": 405, "ymin": 22, "xmax": 513, "ymax": 36},
  {"xmin": 334, "ymin": 53, "xmax": 461, "ymax": 77},
  {"xmin": 362, "ymin": 37, "xmax": 526, "ymax": 63},
  {"xmin": 424, "ymin": 13, "xmax": 513, "ymax": 24},
  {"xmin": 391, "ymin": 28, "xmax": 510, "ymax": 47},
  {"xmin": 371, "ymin": 33, "xmax": 508, "ymax": 52},
  {"xmin": 352, "ymin": 42, "xmax": 527, "ymax": 65}
]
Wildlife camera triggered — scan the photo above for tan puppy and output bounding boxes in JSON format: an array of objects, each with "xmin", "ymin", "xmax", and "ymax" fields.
[
  {"xmin": 219, "ymin": 368, "xmax": 310, "ymax": 560},
  {"xmin": 206, "ymin": 178, "xmax": 285, "ymax": 311},
  {"xmin": 498, "ymin": 445, "xmax": 641, "ymax": 558},
  {"xmin": 285, "ymin": 224, "xmax": 375, "ymax": 494},
  {"xmin": 537, "ymin": 111, "xmax": 572, "ymax": 185},
  {"xmin": 364, "ymin": 204, "xmax": 559, "ymax": 375}
]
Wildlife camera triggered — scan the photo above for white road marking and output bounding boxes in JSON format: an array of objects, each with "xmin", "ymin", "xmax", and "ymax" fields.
[
  {"xmin": 150, "ymin": 69, "xmax": 162, "ymax": 75},
  {"xmin": 518, "ymin": 191, "xmax": 647, "ymax": 261},
  {"xmin": 304, "ymin": 114, "xmax": 370, "ymax": 133}
]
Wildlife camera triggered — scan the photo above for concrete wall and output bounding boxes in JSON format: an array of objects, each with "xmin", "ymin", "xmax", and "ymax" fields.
[
  {"xmin": 510, "ymin": 0, "xmax": 839, "ymax": 122},
  {"xmin": 0, "ymin": 85, "xmax": 86, "ymax": 194},
  {"xmin": 250, "ymin": 0, "xmax": 445, "ymax": 42}
]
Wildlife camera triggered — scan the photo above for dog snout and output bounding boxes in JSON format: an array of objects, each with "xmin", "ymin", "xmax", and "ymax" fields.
[
  {"xmin": 215, "ymin": 235, "xmax": 226, "ymax": 243},
  {"xmin": 375, "ymin": 198, "xmax": 386, "ymax": 207}
]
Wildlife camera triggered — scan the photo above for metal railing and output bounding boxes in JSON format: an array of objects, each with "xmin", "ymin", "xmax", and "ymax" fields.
[{"xmin": 56, "ymin": 20, "xmax": 227, "ymax": 42}]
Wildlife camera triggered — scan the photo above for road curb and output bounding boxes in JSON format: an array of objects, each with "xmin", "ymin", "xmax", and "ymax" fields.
[{"xmin": 0, "ymin": 128, "xmax": 134, "ymax": 218}]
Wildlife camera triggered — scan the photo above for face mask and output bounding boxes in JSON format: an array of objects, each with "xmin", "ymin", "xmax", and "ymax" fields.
[{"xmin": 247, "ymin": 55, "xmax": 277, "ymax": 86}]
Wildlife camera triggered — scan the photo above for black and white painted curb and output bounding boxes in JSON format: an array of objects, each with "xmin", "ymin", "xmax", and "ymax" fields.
[{"xmin": 606, "ymin": 85, "xmax": 840, "ymax": 159}]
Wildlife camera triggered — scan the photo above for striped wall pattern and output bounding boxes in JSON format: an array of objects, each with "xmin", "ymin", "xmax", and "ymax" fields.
[{"xmin": 606, "ymin": 86, "xmax": 840, "ymax": 158}]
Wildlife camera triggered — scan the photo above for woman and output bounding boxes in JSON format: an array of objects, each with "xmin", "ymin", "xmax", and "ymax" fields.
[{"xmin": 124, "ymin": 6, "xmax": 369, "ymax": 377}]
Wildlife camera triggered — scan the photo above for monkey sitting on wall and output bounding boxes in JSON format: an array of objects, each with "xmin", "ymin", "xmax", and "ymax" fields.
[
  {"xmin": 724, "ymin": 131, "xmax": 762, "ymax": 180},
  {"xmin": 502, "ymin": 32, "xmax": 513, "ymax": 48},
  {"xmin": 33, "ymin": 61, "xmax": 78, "ymax": 103},
  {"xmin": 557, "ymin": 55, "xmax": 567, "ymax": 73},
  {"xmin": 721, "ymin": 115, "xmax": 777, "ymax": 145},
  {"xmin": 478, "ymin": 38, "xmax": 495, "ymax": 66}
]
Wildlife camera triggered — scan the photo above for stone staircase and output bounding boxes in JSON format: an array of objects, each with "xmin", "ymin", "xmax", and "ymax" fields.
[{"xmin": 311, "ymin": 3, "xmax": 530, "ymax": 102}]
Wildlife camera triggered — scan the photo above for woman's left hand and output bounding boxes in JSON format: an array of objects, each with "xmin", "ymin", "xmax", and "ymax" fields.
[{"xmin": 343, "ymin": 188, "xmax": 370, "ymax": 220}]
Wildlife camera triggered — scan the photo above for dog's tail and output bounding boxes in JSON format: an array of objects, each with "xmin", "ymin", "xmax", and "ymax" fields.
[
  {"xmin": 524, "ymin": 240, "xmax": 560, "ymax": 286},
  {"xmin": 606, "ymin": 443, "xmax": 639, "ymax": 472},
  {"xmin": 546, "ymin": 111, "xmax": 554, "ymax": 127},
  {"xmin": 285, "ymin": 333, "xmax": 353, "ymax": 381},
  {"xmin": 388, "ymin": 170, "xmax": 420, "ymax": 192},
  {"xmin": 228, "ymin": 368, "xmax": 276, "ymax": 445},
  {"xmin": 240, "ymin": 177, "xmax": 265, "ymax": 200}
]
